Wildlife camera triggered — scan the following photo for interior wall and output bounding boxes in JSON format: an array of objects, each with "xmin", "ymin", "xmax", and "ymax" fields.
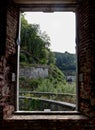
[
  {"xmin": 76, "ymin": 0, "xmax": 95, "ymax": 117},
  {"xmin": 0, "ymin": 0, "xmax": 95, "ymax": 129},
  {"xmin": 0, "ymin": 1, "xmax": 19, "ymax": 119}
]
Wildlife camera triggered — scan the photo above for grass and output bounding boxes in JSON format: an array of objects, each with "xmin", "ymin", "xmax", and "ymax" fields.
[{"xmin": 19, "ymin": 64, "xmax": 76, "ymax": 111}]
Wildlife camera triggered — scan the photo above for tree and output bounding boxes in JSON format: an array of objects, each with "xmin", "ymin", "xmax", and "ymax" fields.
[
  {"xmin": 20, "ymin": 14, "xmax": 55, "ymax": 65},
  {"xmin": 54, "ymin": 51, "xmax": 76, "ymax": 76}
]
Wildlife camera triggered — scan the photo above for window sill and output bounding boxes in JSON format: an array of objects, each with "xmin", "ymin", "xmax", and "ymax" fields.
[{"xmin": 6, "ymin": 111, "xmax": 88, "ymax": 120}]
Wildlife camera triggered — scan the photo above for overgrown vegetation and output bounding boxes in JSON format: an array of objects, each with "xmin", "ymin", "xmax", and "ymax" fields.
[
  {"xmin": 19, "ymin": 14, "xmax": 76, "ymax": 111},
  {"xmin": 54, "ymin": 51, "xmax": 76, "ymax": 76},
  {"xmin": 20, "ymin": 14, "xmax": 55, "ymax": 65}
]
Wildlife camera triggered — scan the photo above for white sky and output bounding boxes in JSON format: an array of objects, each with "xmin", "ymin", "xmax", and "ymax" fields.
[{"xmin": 24, "ymin": 12, "xmax": 76, "ymax": 53}]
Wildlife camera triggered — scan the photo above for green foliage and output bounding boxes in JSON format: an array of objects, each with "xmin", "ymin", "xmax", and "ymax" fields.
[
  {"xmin": 19, "ymin": 77, "xmax": 40, "ymax": 91},
  {"xmin": 20, "ymin": 53, "xmax": 28, "ymax": 63},
  {"xmin": 20, "ymin": 13, "xmax": 55, "ymax": 65},
  {"xmin": 19, "ymin": 65, "xmax": 76, "ymax": 94},
  {"xmin": 35, "ymin": 79, "xmax": 76, "ymax": 94},
  {"xmin": 49, "ymin": 64, "xmax": 65, "ymax": 81},
  {"xmin": 35, "ymin": 79, "xmax": 54, "ymax": 92},
  {"xmin": 29, "ymin": 99, "xmax": 41, "ymax": 111},
  {"xmin": 19, "ymin": 14, "xmax": 76, "ymax": 110},
  {"xmin": 19, "ymin": 98, "xmax": 41, "ymax": 111},
  {"xmin": 54, "ymin": 51, "xmax": 76, "ymax": 76}
]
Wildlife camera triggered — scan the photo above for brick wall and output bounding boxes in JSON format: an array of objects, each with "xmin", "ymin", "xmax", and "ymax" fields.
[
  {"xmin": 1, "ymin": 118, "xmax": 95, "ymax": 130},
  {"xmin": 0, "ymin": 2, "xmax": 7, "ymax": 55},
  {"xmin": 0, "ymin": 1, "xmax": 19, "ymax": 119},
  {"xmin": 0, "ymin": 0, "xmax": 95, "ymax": 129},
  {"xmin": 89, "ymin": 1, "xmax": 95, "ymax": 118},
  {"xmin": 76, "ymin": 0, "xmax": 95, "ymax": 117}
]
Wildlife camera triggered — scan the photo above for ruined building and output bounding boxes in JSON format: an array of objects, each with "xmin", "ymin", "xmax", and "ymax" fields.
[{"xmin": 0, "ymin": 0, "xmax": 95, "ymax": 129}]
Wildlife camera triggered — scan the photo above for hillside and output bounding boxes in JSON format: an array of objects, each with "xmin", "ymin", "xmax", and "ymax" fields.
[
  {"xmin": 19, "ymin": 14, "xmax": 76, "ymax": 94},
  {"xmin": 19, "ymin": 14, "xmax": 76, "ymax": 112},
  {"xmin": 54, "ymin": 51, "xmax": 76, "ymax": 76}
]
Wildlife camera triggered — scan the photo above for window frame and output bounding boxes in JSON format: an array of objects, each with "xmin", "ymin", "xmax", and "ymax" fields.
[{"xmin": 16, "ymin": 5, "xmax": 78, "ymax": 114}]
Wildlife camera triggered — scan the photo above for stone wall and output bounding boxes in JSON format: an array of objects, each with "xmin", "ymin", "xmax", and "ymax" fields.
[{"xmin": 20, "ymin": 66, "xmax": 49, "ymax": 79}]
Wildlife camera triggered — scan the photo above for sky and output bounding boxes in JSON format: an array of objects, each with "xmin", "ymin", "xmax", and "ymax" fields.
[{"xmin": 24, "ymin": 12, "xmax": 76, "ymax": 53}]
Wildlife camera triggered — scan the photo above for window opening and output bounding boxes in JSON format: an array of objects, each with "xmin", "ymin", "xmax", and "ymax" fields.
[{"xmin": 17, "ymin": 12, "xmax": 77, "ymax": 112}]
